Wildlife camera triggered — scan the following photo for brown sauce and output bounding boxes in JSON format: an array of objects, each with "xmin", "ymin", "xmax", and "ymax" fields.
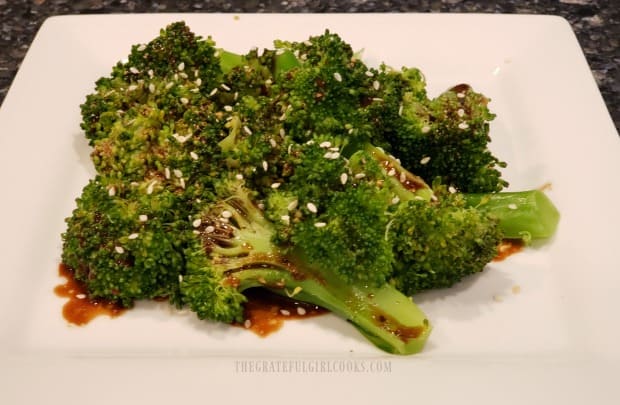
[
  {"xmin": 372, "ymin": 311, "xmax": 426, "ymax": 342},
  {"xmin": 55, "ymin": 264, "xmax": 126, "ymax": 325},
  {"xmin": 55, "ymin": 264, "xmax": 326, "ymax": 333},
  {"xmin": 236, "ymin": 288, "xmax": 328, "ymax": 337},
  {"xmin": 493, "ymin": 239, "xmax": 524, "ymax": 262}
]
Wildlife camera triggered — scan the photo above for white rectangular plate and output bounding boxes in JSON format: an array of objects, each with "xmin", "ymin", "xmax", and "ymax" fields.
[{"xmin": 0, "ymin": 13, "xmax": 619, "ymax": 404}]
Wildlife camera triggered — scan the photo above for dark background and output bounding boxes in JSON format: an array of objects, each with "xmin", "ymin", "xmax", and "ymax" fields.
[{"xmin": 1, "ymin": 0, "xmax": 618, "ymax": 131}]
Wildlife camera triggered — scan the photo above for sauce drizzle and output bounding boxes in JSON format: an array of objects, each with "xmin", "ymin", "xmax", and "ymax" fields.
[
  {"xmin": 493, "ymin": 239, "xmax": 524, "ymax": 262},
  {"xmin": 237, "ymin": 288, "xmax": 327, "ymax": 336},
  {"xmin": 55, "ymin": 264, "xmax": 126, "ymax": 325}
]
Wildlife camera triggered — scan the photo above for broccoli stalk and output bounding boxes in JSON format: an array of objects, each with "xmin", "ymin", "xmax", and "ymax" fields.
[
  {"xmin": 180, "ymin": 181, "xmax": 431, "ymax": 355},
  {"xmin": 462, "ymin": 190, "xmax": 560, "ymax": 241}
]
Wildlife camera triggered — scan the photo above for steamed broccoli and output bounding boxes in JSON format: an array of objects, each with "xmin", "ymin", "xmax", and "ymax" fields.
[{"xmin": 61, "ymin": 22, "xmax": 560, "ymax": 356}]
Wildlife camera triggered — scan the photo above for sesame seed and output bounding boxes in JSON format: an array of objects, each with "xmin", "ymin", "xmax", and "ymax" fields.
[
  {"xmin": 303, "ymin": 40, "xmax": 312, "ymax": 46},
  {"xmin": 271, "ymin": 182, "xmax": 281, "ymax": 189},
  {"xmin": 354, "ymin": 173, "xmax": 366, "ymax": 179},
  {"xmin": 139, "ymin": 214, "xmax": 148, "ymax": 222},
  {"xmin": 128, "ymin": 233, "xmax": 139, "ymax": 240},
  {"xmin": 400, "ymin": 172, "xmax": 407, "ymax": 183},
  {"xmin": 195, "ymin": 78, "xmax": 202, "ymax": 86},
  {"xmin": 365, "ymin": 71, "xmax": 374, "ymax": 77},
  {"xmin": 421, "ymin": 125, "xmax": 431, "ymax": 133},
  {"xmin": 507, "ymin": 203, "xmax": 518, "ymax": 210},
  {"xmin": 314, "ymin": 222, "xmax": 327, "ymax": 228},
  {"xmin": 262, "ymin": 161, "xmax": 269, "ymax": 171},
  {"xmin": 243, "ymin": 126, "xmax": 252, "ymax": 135},
  {"xmin": 372, "ymin": 97, "xmax": 384, "ymax": 102},
  {"xmin": 190, "ymin": 151, "xmax": 199, "ymax": 160},
  {"xmin": 173, "ymin": 169, "xmax": 183, "ymax": 178},
  {"xmin": 192, "ymin": 219, "xmax": 202, "ymax": 228},
  {"xmin": 209, "ymin": 88, "xmax": 218, "ymax": 96},
  {"xmin": 264, "ymin": 79, "xmax": 272, "ymax": 86},
  {"xmin": 149, "ymin": 83, "xmax": 156, "ymax": 93},
  {"xmin": 223, "ymin": 105, "xmax": 233, "ymax": 112},
  {"xmin": 178, "ymin": 62, "xmax": 185, "ymax": 71},
  {"xmin": 280, "ymin": 309, "xmax": 291, "ymax": 316},
  {"xmin": 324, "ymin": 151, "xmax": 340, "ymax": 159},
  {"xmin": 387, "ymin": 168, "xmax": 396, "ymax": 176},
  {"xmin": 296, "ymin": 307, "xmax": 306, "ymax": 315},
  {"xmin": 457, "ymin": 108, "xmax": 465, "ymax": 117},
  {"xmin": 128, "ymin": 84, "xmax": 138, "ymax": 91},
  {"xmin": 205, "ymin": 225, "xmax": 215, "ymax": 234},
  {"xmin": 333, "ymin": 72, "xmax": 342, "ymax": 82},
  {"xmin": 269, "ymin": 138, "xmax": 277, "ymax": 148},
  {"xmin": 235, "ymin": 173, "xmax": 244, "ymax": 180},
  {"xmin": 179, "ymin": 274, "xmax": 184, "ymax": 283},
  {"xmin": 319, "ymin": 141, "xmax": 332, "ymax": 148},
  {"xmin": 306, "ymin": 202, "xmax": 318, "ymax": 213},
  {"xmin": 165, "ymin": 82, "xmax": 174, "ymax": 89},
  {"xmin": 180, "ymin": 178, "xmax": 186, "ymax": 188},
  {"xmin": 244, "ymin": 319, "xmax": 252, "ymax": 328},
  {"xmin": 164, "ymin": 167, "xmax": 171, "ymax": 179},
  {"xmin": 180, "ymin": 97, "xmax": 189, "ymax": 105},
  {"xmin": 348, "ymin": 128, "xmax": 354, "ymax": 134},
  {"xmin": 448, "ymin": 186, "xmax": 457, "ymax": 194},
  {"xmin": 220, "ymin": 83, "xmax": 231, "ymax": 91},
  {"xmin": 420, "ymin": 156, "xmax": 431, "ymax": 165},
  {"xmin": 76, "ymin": 293, "xmax": 86, "ymax": 299},
  {"xmin": 398, "ymin": 104, "xmax": 403, "ymax": 116},
  {"xmin": 221, "ymin": 210, "xmax": 232, "ymax": 219},
  {"xmin": 172, "ymin": 133, "xmax": 192, "ymax": 143},
  {"xmin": 115, "ymin": 246, "xmax": 125, "ymax": 254},
  {"xmin": 137, "ymin": 44, "xmax": 146, "ymax": 52},
  {"xmin": 194, "ymin": 69, "xmax": 199, "ymax": 78},
  {"xmin": 180, "ymin": 72, "xmax": 188, "ymax": 79},
  {"xmin": 129, "ymin": 67, "xmax": 140, "ymax": 74},
  {"xmin": 458, "ymin": 122, "xmax": 469, "ymax": 130},
  {"xmin": 372, "ymin": 80, "xmax": 380, "ymax": 90},
  {"xmin": 146, "ymin": 180, "xmax": 157, "ymax": 195},
  {"xmin": 391, "ymin": 196, "xmax": 400, "ymax": 205},
  {"xmin": 281, "ymin": 215, "xmax": 290, "ymax": 224},
  {"xmin": 287, "ymin": 200, "xmax": 298, "ymax": 211},
  {"xmin": 108, "ymin": 186, "xmax": 116, "ymax": 197},
  {"xmin": 340, "ymin": 173, "xmax": 348, "ymax": 185},
  {"xmin": 457, "ymin": 92, "xmax": 465, "ymax": 98},
  {"xmin": 148, "ymin": 69, "xmax": 154, "ymax": 78}
]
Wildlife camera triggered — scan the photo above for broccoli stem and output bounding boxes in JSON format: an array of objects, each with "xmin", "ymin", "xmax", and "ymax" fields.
[
  {"xmin": 463, "ymin": 190, "xmax": 560, "ymax": 240},
  {"xmin": 231, "ymin": 267, "xmax": 431, "ymax": 355}
]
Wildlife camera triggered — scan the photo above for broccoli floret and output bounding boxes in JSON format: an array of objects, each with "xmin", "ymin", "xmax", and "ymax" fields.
[
  {"xmin": 388, "ymin": 187, "xmax": 503, "ymax": 295},
  {"xmin": 61, "ymin": 177, "xmax": 189, "ymax": 307},
  {"xmin": 385, "ymin": 83, "xmax": 508, "ymax": 193},
  {"xmin": 180, "ymin": 181, "xmax": 431, "ymax": 354},
  {"xmin": 355, "ymin": 146, "xmax": 557, "ymax": 295}
]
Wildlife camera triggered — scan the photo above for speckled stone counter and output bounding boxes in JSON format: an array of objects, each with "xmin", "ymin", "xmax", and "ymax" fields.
[{"xmin": 1, "ymin": 0, "xmax": 618, "ymax": 131}]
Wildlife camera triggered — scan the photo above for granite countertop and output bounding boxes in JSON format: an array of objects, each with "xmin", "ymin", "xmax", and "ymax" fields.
[{"xmin": 0, "ymin": 0, "xmax": 618, "ymax": 131}]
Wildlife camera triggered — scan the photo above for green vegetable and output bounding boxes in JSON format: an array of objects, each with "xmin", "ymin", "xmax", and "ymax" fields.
[{"xmin": 61, "ymin": 22, "xmax": 560, "ymax": 355}]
